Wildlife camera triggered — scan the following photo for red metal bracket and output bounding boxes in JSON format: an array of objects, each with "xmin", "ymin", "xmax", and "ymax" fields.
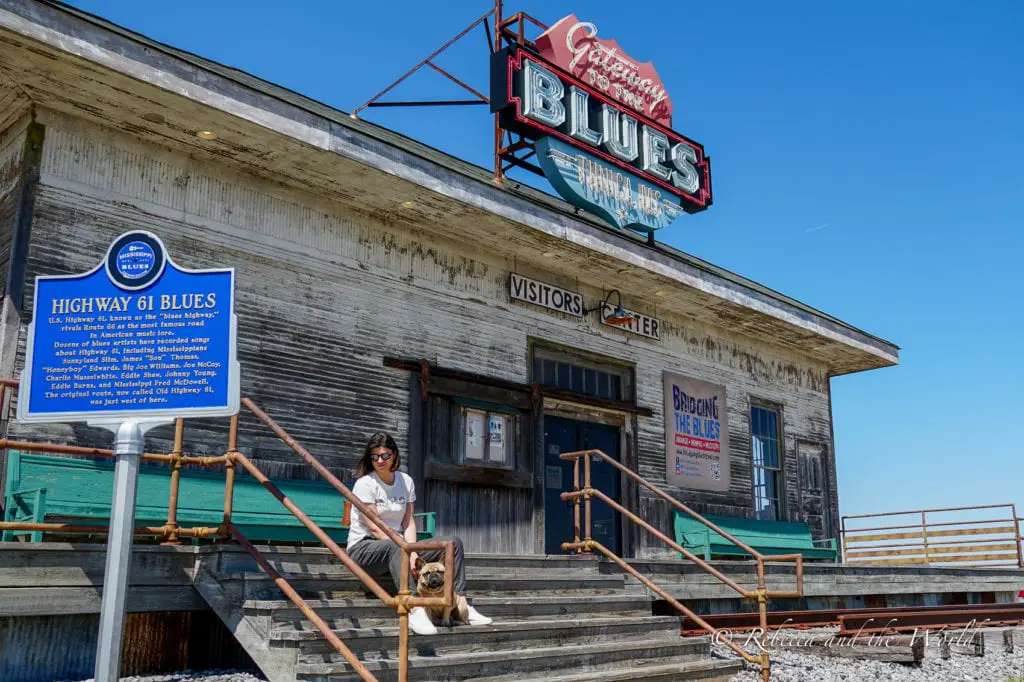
[
  {"xmin": 492, "ymin": 3, "xmax": 548, "ymax": 185},
  {"xmin": 351, "ymin": 8, "xmax": 496, "ymax": 119},
  {"xmin": 350, "ymin": 2, "xmax": 549, "ymax": 189}
]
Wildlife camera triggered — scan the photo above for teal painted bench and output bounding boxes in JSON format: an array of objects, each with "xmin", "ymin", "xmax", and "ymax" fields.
[
  {"xmin": 2, "ymin": 451, "xmax": 436, "ymax": 544},
  {"xmin": 673, "ymin": 511, "xmax": 838, "ymax": 562}
]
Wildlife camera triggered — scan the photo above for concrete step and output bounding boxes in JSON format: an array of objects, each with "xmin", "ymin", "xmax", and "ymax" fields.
[
  {"xmin": 284, "ymin": 615, "xmax": 683, "ymax": 659},
  {"xmin": 602, "ymin": 559, "xmax": 801, "ymax": 590},
  {"xmin": 294, "ymin": 636, "xmax": 709, "ymax": 681},
  {"xmin": 466, "ymin": 658, "xmax": 745, "ymax": 682},
  {"xmin": 462, "ymin": 553, "xmax": 602, "ymax": 572},
  {"xmin": 231, "ymin": 572, "xmax": 627, "ymax": 601},
  {"xmin": 210, "ymin": 548, "xmax": 605, "ymax": 577},
  {"xmin": 248, "ymin": 593, "xmax": 654, "ymax": 627}
]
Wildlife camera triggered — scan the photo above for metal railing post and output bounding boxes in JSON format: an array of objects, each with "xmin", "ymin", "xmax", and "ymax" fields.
[
  {"xmin": 840, "ymin": 515, "xmax": 847, "ymax": 564},
  {"xmin": 583, "ymin": 453, "xmax": 592, "ymax": 551},
  {"xmin": 162, "ymin": 418, "xmax": 185, "ymax": 545},
  {"xmin": 1013, "ymin": 504, "xmax": 1023, "ymax": 569},
  {"xmin": 921, "ymin": 511, "xmax": 930, "ymax": 566},
  {"xmin": 398, "ymin": 551, "xmax": 411, "ymax": 682},
  {"xmin": 757, "ymin": 559, "xmax": 770, "ymax": 681},
  {"xmin": 572, "ymin": 456, "xmax": 581, "ymax": 547},
  {"xmin": 222, "ymin": 415, "xmax": 238, "ymax": 537}
]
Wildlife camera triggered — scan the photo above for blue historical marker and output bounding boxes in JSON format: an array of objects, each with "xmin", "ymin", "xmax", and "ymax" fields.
[
  {"xmin": 18, "ymin": 230, "xmax": 239, "ymax": 423},
  {"xmin": 16, "ymin": 230, "xmax": 239, "ymax": 682},
  {"xmin": 535, "ymin": 136, "xmax": 685, "ymax": 233}
]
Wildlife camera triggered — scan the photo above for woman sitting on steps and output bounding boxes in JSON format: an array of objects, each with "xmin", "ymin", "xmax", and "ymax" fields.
[{"xmin": 346, "ymin": 431, "xmax": 493, "ymax": 635}]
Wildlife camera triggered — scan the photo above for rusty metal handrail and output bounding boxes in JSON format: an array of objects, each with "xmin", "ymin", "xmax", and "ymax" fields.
[
  {"xmin": 844, "ymin": 503, "xmax": 1018, "ymax": 519},
  {"xmin": 843, "ymin": 517, "xmax": 1022, "ymax": 534},
  {"xmin": 841, "ymin": 503, "xmax": 1024, "ymax": 568},
  {"xmin": 559, "ymin": 449, "xmax": 805, "ymax": 682},
  {"xmin": 0, "ymin": 377, "xmax": 455, "ymax": 682},
  {"xmin": 240, "ymin": 398, "xmax": 408, "ymax": 547},
  {"xmin": 228, "ymin": 446, "xmax": 455, "ymax": 682},
  {"xmin": 231, "ymin": 524, "xmax": 376, "ymax": 680}
]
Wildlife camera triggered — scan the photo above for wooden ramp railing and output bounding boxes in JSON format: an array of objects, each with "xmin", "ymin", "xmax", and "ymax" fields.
[
  {"xmin": 0, "ymin": 377, "xmax": 455, "ymax": 682},
  {"xmin": 841, "ymin": 504, "xmax": 1024, "ymax": 567},
  {"xmin": 559, "ymin": 449, "xmax": 805, "ymax": 682}
]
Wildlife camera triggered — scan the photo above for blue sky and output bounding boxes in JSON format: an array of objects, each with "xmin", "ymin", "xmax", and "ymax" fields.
[{"xmin": 65, "ymin": 1, "xmax": 1024, "ymax": 520}]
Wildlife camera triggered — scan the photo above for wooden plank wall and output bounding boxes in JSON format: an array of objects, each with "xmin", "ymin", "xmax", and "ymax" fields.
[
  {"xmin": 421, "ymin": 394, "xmax": 536, "ymax": 554},
  {"xmin": 5, "ymin": 111, "xmax": 837, "ymax": 556},
  {"xmin": 0, "ymin": 543, "xmax": 252, "ymax": 682},
  {"xmin": 0, "ymin": 118, "xmax": 26, "ymax": 287},
  {"xmin": 0, "ymin": 611, "xmax": 256, "ymax": 682},
  {"xmin": 0, "ymin": 114, "xmax": 30, "ymax": 509}
]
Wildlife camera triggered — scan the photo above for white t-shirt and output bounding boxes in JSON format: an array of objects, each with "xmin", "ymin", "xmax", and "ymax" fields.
[{"xmin": 347, "ymin": 471, "xmax": 417, "ymax": 548}]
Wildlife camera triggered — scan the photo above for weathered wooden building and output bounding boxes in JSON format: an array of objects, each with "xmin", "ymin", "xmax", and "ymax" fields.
[{"xmin": 0, "ymin": 0, "xmax": 897, "ymax": 558}]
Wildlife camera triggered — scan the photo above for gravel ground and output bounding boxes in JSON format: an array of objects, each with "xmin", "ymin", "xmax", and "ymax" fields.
[
  {"xmin": 70, "ymin": 672, "xmax": 265, "ymax": 682},
  {"xmin": 719, "ymin": 627, "xmax": 1024, "ymax": 682}
]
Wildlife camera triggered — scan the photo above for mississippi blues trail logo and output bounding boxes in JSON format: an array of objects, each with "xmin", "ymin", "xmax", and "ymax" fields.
[
  {"xmin": 116, "ymin": 242, "xmax": 157, "ymax": 281},
  {"xmin": 491, "ymin": 15, "xmax": 712, "ymax": 232}
]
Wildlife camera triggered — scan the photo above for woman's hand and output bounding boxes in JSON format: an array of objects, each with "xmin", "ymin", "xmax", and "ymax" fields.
[{"xmin": 409, "ymin": 551, "xmax": 423, "ymax": 579}]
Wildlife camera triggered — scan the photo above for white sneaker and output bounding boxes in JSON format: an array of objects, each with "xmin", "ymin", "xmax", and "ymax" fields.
[
  {"xmin": 466, "ymin": 604, "xmax": 493, "ymax": 626},
  {"xmin": 408, "ymin": 607, "xmax": 438, "ymax": 636}
]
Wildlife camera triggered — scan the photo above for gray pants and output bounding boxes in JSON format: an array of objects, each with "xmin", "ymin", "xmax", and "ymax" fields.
[{"xmin": 348, "ymin": 535, "xmax": 467, "ymax": 596}]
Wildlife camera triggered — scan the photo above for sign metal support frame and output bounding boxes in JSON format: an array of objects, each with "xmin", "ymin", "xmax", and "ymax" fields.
[
  {"xmin": 92, "ymin": 419, "xmax": 165, "ymax": 682},
  {"xmin": 346, "ymin": 0, "xmax": 553, "ymax": 189},
  {"xmin": 349, "ymin": 6, "xmax": 498, "ymax": 119}
]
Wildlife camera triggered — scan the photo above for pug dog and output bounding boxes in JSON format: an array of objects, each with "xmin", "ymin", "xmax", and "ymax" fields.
[{"xmin": 416, "ymin": 561, "xmax": 470, "ymax": 626}]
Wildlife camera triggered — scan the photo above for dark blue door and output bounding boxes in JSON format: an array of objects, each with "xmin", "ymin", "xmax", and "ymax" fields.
[{"xmin": 544, "ymin": 416, "xmax": 621, "ymax": 555}]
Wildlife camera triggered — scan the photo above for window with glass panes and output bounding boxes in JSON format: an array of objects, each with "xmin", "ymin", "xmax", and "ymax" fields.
[
  {"xmin": 531, "ymin": 345, "xmax": 633, "ymax": 402},
  {"xmin": 751, "ymin": 405, "xmax": 782, "ymax": 521},
  {"xmin": 457, "ymin": 403, "xmax": 515, "ymax": 467}
]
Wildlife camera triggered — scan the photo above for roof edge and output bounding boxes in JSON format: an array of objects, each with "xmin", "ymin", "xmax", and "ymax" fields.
[{"xmin": 5, "ymin": 0, "xmax": 899, "ymax": 367}]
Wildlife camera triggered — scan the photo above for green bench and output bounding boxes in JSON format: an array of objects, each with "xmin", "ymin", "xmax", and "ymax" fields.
[
  {"xmin": 2, "ymin": 451, "xmax": 436, "ymax": 544},
  {"xmin": 673, "ymin": 511, "xmax": 838, "ymax": 562}
]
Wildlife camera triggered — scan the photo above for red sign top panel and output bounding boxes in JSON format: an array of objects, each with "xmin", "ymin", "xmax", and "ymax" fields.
[{"xmin": 535, "ymin": 14, "xmax": 674, "ymax": 127}]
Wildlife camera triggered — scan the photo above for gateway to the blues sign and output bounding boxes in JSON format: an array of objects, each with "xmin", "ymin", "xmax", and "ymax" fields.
[
  {"xmin": 491, "ymin": 14, "xmax": 712, "ymax": 233},
  {"xmin": 18, "ymin": 230, "xmax": 240, "ymax": 424}
]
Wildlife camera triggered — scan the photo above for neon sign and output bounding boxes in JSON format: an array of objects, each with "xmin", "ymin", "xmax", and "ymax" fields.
[
  {"xmin": 535, "ymin": 14, "xmax": 673, "ymax": 127},
  {"xmin": 491, "ymin": 16, "xmax": 711, "ymax": 232}
]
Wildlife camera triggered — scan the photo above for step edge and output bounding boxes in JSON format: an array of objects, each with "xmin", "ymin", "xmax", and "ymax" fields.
[
  {"xmin": 276, "ymin": 615, "xmax": 684, "ymax": 640},
  {"xmin": 461, "ymin": 658, "xmax": 746, "ymax": 682},
  {"xmin": 226, "ymin": 573, "xmax": 626, "ymax": 582},
  {"xmin": 246, "ymin": 594, "xmax": 653, "ymax": 610},
  {"xmin": 292, "ymin": 637, "xmax": 709, "ymax": 672}
]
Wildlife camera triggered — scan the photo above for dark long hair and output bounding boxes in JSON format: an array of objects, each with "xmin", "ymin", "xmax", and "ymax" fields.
[{"xmin": 356, "ymin": 431, "xmax": 401, "ymax": 478}]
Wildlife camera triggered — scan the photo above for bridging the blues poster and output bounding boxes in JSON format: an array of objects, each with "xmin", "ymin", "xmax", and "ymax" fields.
[{"xmin": 664, "ymin": 372, "xmax": 730, "ymax": 492}]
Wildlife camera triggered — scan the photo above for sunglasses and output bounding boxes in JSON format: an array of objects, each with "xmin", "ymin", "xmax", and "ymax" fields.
[{"xmin": 370, "ymin": 452, "xmax": 394, "ymax": 463}]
